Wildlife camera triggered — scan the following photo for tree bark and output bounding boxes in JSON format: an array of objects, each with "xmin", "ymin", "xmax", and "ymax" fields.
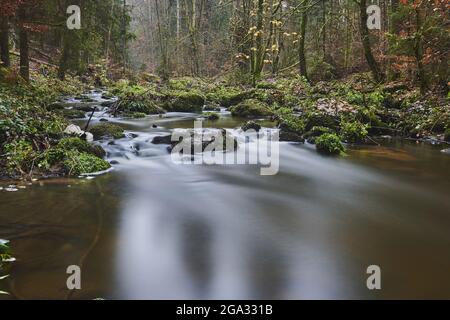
[
  {"xmin": 298, "ymin": 10, "xmax": 308, "ymax": 80},
  {"xmin": 414, "ymin": 8, "xmax": 427, "ymax": 94},
  {"xmin": 19, "ymin": 21, "xmax": 30, "ymax": 81},
  {"xmin": 358, "ymin": 0, "xmax": 383, "ymax": 82},
  {"xmin": 58, "ymin": 36, "xmax": 70, "ymax": 80},
  {"xmin": 0, "ymin": 15, "xmax": 10, "ymax": 67}
]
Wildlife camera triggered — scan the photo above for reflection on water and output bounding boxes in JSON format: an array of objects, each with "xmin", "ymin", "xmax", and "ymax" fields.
[{"xmin": 1, "ymin": 111, "xmax": 450, "ymax": 299}]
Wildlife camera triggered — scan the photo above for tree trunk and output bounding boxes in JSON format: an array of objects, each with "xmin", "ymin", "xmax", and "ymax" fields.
[
  {"xmin": 387, "ymin": 0, "xmax": 399, "ymax": 80},
  {"xmin": 298, "ymin": 10, "xmax": 308, "ymax": 80},
  {"xmin": 414, "ymin": 8, "xmax": 427, "ymax": 94},
  {"xmin": 0, "ymin": 15, "xmax": 10, "ymax": 68},
  {"xmin": 358, "ymin": 0, "xmax": 383, "ymax": 82},
  {"xmin": 58, "ymin": 36, "xmax": 70, "ymax": 80},
  {"xmin": 19, "ymin": 26, "xmax": 29, "ymax": 81}
]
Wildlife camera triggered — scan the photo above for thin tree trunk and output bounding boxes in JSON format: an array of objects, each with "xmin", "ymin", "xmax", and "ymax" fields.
[
  {"xmin": 299, "ymin": 10, "xmax": 308, "ymax": 80},
  {"xmin": 18, "ymin": 7, "xmax": 30, "ymax": 82},
  {"xmin": 58, "ymin": 36, "xmax": 70, "ymax": 80},
  {"xmin": 0, "ymin": 15, "xmax": 10, "ymax": 67},
  {"xmin": 387, "ymin": 0, "xmax": 399, "ymax": 80},
  {"xmin": 155, "ymin": 0, "xmax": 168, "ymax": 80},
  {"xmin": 358, "ymin": 0, "xmax": 383, "ymax": 82},
  {"xmin": 414, "ymin": 8, "xmax": 427, "ymax": 94},
  {"xmin": 122, "ymin": 0, "xmax": 127, "ymax": 74}
]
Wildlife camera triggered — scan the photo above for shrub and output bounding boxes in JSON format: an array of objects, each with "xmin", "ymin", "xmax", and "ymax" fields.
[
  {"xmin": 445, "ymin": 128, "xmax": 450, "ymax": 142},
  {"xmin": 315, "ymin": 133, "xmax": 346, "ymax": 155},
  {"xmin": 4, "ymin": 139, "xmax": 35, "ymax": 174},
  {"xmin": 63, "ymin": 150, "xmax": 111, "ymax": 176},
  {"xmin": 340, "ymin": 120, "xmax": 369, "ymax": 143}
]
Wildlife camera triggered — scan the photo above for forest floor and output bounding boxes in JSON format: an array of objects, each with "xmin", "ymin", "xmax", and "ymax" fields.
[{"xmin": 1, "ymin": 67, "xmax": 449, "ymax": 181}]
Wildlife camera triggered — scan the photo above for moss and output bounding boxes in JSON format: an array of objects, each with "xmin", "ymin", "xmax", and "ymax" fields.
[
  {"xmin": 278, "ymin": 114, "xmax": 305, "ymax": 142},
  {"xmin": 120, "ymin": 99, "xmax": 164, "ymax": 114},
  {"xmin": 304, "ymin": 111, "xmax": 337, "ymax": 131},
  {"xmin": 63, "ymin": 150, "xmax": 111, "ymax": 176},
  {"xmin": 340, "ymin": 120, "xmax": 369, "ymax": 143},
  {"xmin": 230, "ymin": 99, "xmax": 272, "ymax": 118},
  {"xmin": 166, "ymin": 91, "xmax": 205, "ymax": 112},
  {"xmin": 168, "ymin": 78, "xmax": 193, "ymax": 91},
  {"xmin": 315, "ymin": 133, "xmax": 346, "ymax": 155},
  {"xmin": 38, "ymin": 137, "xmax": 106, "ymax": 171},
  {"xmin": 124, "ymin": 112, "xmax": 147, "ymax": 119},
  {"xmin": 58, "ymin": 109, "xmax": 86, "ymax": 119},
  {"xmin": 207, "ymin": 88, "xmax": 255, "ymax": 107},
  {"xmin": 89, "ymin": 123, "xmax": 125, "ymax": 140},
  {"xmin": 304, "ymin": 126, "xmax": 333, "ymax": 143},
  {"xmin": 256, "ymin": 81, "xmax": 277, "ymax": 89},
  {"xmin": 57, "ymin": 137, "xmax": 106, "ymax": 158}
]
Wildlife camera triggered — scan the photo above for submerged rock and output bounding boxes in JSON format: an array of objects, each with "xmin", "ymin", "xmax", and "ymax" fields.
[
  {"xmin": 241, "ymin": 121, "xmax": 262, "ymax": 132},
  {"xmin": 152, "ymin": 129, "xmax": 238, "ymax": 154},
  {"xmin": 152, "ymin": 135, "xmax": 172, "ymax": 144}
]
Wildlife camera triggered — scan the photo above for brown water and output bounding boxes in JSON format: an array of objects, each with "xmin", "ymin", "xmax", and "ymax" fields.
[{"xmin": 1, "ymin": 94, "xmax": 450, "ymax": 299}]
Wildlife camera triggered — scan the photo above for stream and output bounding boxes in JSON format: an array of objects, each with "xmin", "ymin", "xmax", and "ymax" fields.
[{"xmin": 1, "ymin": 91, "xmax": 450, "ymax": 299}]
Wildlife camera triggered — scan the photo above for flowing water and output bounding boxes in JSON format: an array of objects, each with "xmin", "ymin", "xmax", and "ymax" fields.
[{"xmin": 1, "ymin": 92, "xmax": 450, "ymax": 299}]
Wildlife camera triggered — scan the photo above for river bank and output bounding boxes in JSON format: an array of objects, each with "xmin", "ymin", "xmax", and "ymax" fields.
[{"xmin": 1, "ymin": 70, "xmax": 449, "ymax": 182}]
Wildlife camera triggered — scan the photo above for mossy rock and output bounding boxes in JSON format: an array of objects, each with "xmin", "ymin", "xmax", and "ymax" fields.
[
  {"xmin": 101, "ymin": 100, "xmax": 115, "ymax": 107},
  {"xmin": 340, "ymin": 121, "xmax": 369, "ymax": 143},
  {"xmin": 58, "ymin": 137, "xmax": 106, "ymax": 158},
  {"xmin": 203, "ymin": 104, "xmax": 221, "ymax": 111},
  {"xmin": 256, "ymin": 81, "xmax": 278, "ymax": 89},
  {"xmin": 304, "ymin": 126, "xmax": 333, "ymax": 143},
  {"xmin": 242, "ymin": 121, "xmax": 262, "ymax": 132},
  {"xmin": 47, "ymin": 102, "xmax": 65, "ymax": 110},
  {"xmin": 304, "ymin": 111, "xmax": 337, "ymax": 131},
  {"xmin": 89, "ymin": 123, "xmax": 125, "ymax": 140},
  {"xmin": 278, "ymin": 114, "xmax": 305, "ymax": 142},
  {"xmin": 166, "ymin": 91, "xmax": 205, "ymax": 112},
  {"xmin": 37, "ymin": 137, "xmax": 107, "ymax": 173},
  {"xmin": 315, "ymin": 133, "xmax": 346, "ymax": 155},
  {"xmin": 230, "ymin": 99, "xmax": 272, "ymax": 118},
  {"xmin": 140, "ymin": 73, "xmax": 161, "ymax": 83},
  {"xmin": 204, "ymin": 112, "xmax": 220, "ymax": 121},
  {"xmin": 59, "ymin": 109, "xmax": 86, "ymax": 119},
  {"xmin": 102, "ymin": 92, "xmax": 114, "ymax": 100},
  {"xmin": 219, "ymin": 90, "xmax": 255, "ymax": 107},
  {"xmin": 124, "ymin": 112, "xmax": 147, "ymax": 119},
  {"xmin": 120, "ymin": 99, "xmax": 164, "ymax": 115},
  {"xmin": 63, "ymin": 150, "xmax": 111, "ymax": 176}
]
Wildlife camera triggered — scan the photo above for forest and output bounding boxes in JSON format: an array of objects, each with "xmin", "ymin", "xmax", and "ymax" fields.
[{"xmin": 0, "ymin": 0, "xmax": 449, "ymax": 300}]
